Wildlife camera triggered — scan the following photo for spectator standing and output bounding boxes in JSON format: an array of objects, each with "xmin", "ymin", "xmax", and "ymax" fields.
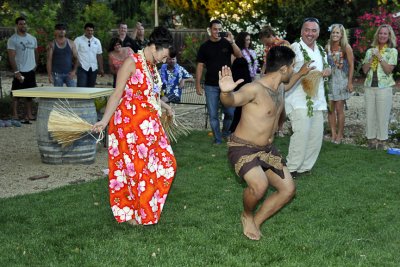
[
  {"xmin": 7, "ymin": 16, "xmax": 38, "ymax": 124},
  {"xmin": 46, "ymin": 23, "xmax": 78, "ymax": 87},
  {"xmin": 235, "ymin": 32, "xmax": 259, "ymax": 81},
  {"xmin": 325, "ymin": 24, "xmax": 354, "ymax": 144},
  {"xmin": 285, "ymin": 18, "xmax": 331, "ymax": 178},
  {"xmin": 132, "ymin": 22, "xmax": 149, "ymax": 52},
  {"xmin": 196, "ymin": 19, "xmax": 243, "ymax": 144},
  {"xmin": 259, "ymin": 26, "xmax": 290, "ymax": 75},
  {"xmin": 74, "ymin": 23, "xmax": 104, "ymax": 87},
  {"xmin": 159, "ymin": 50, "xmax": 194, "ymax": 103},
  {"xmin": 117, "ymin": 22, "xmax": 135, "ymax": 51},
  {"xmin": 362, "ymin": 24, "xmax": 398, "ymax": 150},
  {"xmin": 108, "ymin": 37, "xmax": 133, "ymax": 87}
]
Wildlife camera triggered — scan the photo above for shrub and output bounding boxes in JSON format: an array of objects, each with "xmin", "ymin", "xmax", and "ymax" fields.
[{"xmin": 352, "ymin": 6, "xmax": 400, "ymax": 77}]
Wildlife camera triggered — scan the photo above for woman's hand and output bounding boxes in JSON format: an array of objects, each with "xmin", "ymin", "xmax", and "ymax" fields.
[
  {"xmin": 347, "ymin": 82, "xmax": 353, "ymax": 92},
  {"xmin": 92, "ymin": 120, "xmax": 107, "ymax": 133}
]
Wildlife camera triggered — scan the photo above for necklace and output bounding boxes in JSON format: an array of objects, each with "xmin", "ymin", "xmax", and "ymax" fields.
[
  {"xmin": 299, "ymin": 41, "xmax": 330, "ymax": 117},
  {"xmin": 371, "ymin": 44, "xmax": 387, "ymax": 71},
  {"xmin": 137, "ymin": 49, "xmax": 162, "ymax": 116}
]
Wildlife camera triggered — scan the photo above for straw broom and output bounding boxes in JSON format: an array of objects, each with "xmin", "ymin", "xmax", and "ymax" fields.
[
  {"xmin": 48, "ymin": 100, "xmax": 95, "ymax": 147},
  {"xmin": 160, "ymin": 112, "xmax": 191, "ymax": 143},
  {"xmin": 301, "ymin": 70, "xmax": 322, "ymax": 97}
]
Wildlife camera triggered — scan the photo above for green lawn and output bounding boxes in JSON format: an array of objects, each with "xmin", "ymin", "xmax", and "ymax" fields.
[{"xmin": 0, "ymin": 131, "xmax": 399, "ymax": 266}]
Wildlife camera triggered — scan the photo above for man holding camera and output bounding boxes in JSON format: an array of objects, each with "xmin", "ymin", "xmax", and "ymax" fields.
[{"xmin": 196, "ymin": 19, "xmax": 242, "ymax": 144}]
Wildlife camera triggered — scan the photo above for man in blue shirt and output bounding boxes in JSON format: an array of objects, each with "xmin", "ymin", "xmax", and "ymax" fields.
[{"xmin": 160, "ymin": 50, "xmax": 194, "ymax": 103}]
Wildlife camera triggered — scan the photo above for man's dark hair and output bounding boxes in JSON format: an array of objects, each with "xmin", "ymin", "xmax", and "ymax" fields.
[
  {"xmin": 209, "ymin": 19, "xmax": 222, "ymax": 28},
  {"xmin": 15, "ymin": 17, "xmax": 26, "ymax": 24},
  {"xmin": 169, "ymin": 49, "xmax": 177, "ymax": 58},
  {"xmin": 259, "ymin": 25, "xmax": 276, "ymax": 39},
  {"xmin": 265, "ymin": 46, "xmax": 295, "ymax": 73},
  {"xmin": 84, "ymin": 23, "xmax": 95, "ymax": 29},
  {"xmin": 55, "ymin": 23, "xmax": 66, "ymax": 30},
  {"xmin": 235, "ymin": 32, "xmax": 251, "ymax": 50},
  {"xmin": 148, "ymin": 26, "xmax": 173, "ymax": 50}
]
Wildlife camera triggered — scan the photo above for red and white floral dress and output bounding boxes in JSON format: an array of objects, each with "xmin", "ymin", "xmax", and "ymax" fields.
[{"xmin": 107, "ymin": 52, "xmax": 177, "ymax": 225}]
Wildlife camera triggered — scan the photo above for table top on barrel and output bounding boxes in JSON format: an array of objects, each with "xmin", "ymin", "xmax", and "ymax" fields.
[{"xmin": 12, "ymin": 87, "xmax": 114, "ymax": 99}]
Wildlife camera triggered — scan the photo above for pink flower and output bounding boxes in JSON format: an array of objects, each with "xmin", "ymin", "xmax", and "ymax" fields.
[
  {"xmin": 114, "ymin": 110, "xmax": 122, "ymax": 125},
  {"xmin": 109, "ymin": 146, "xmax": 120, "ymax": 157},
  {"xmin": 159, "ymin": 135, "xmax": 168, "ymax": 149},
  {"xmin": 117, "ymin": 128, "xmax": 124, "ymax": 139},
  {"xmin": 132, "ymin": 69, "xmax": 144, "ymax": 84},
  {"xmin": 109, "ymin": 179, "xmax": 124, "ymax": 191},
  {"xmin": 137, "ymin": 143, "xmax": 148, "ymax": 159}
]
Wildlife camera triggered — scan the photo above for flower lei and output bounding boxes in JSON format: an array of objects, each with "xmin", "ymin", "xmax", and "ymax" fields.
[
  {"xmin": 242, "ymin": 49, "xmax": 258, "ymax": 78},
  {"xmin": 137, "ymin": 49, "xmax": 163, "ymax": 116},
  {"xmin": 299, "ymin": 42, "xmax": 330, "ymax": 117},
  {"xmin": 370, "ymin": 44, "xmax": 387, "ymax": 72}
]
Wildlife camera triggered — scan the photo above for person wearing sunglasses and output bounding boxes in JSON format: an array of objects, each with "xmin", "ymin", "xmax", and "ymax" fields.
[
  {"xmin": 285, "ymin": 17, "xmax": 331, "ymax": 179},
  {"xmin": 74, "ymin": 22, "xmax": 104, "ymax": 87}
]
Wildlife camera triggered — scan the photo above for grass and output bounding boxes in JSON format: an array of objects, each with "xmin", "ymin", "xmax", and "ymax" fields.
[{"xmin": 0, "ymin": 131, "xmax": 399, "ymax": 266}]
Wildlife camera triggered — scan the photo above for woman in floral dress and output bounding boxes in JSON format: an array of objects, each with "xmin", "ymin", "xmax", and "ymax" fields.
[
  {"xmin": 325, "ymin": 24, "xmax": 354, "ymax": 144},
  {"xmin": 93, "ymin": 27, "xmax": 176, "ymax": 225}
]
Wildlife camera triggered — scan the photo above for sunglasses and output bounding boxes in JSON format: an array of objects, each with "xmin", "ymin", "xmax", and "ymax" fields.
[{"xmin": 304, "ymin": 17, "xmax": 320, "ymax": 24}]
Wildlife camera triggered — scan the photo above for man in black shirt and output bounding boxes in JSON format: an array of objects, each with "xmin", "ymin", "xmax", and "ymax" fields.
[
  {"xmin": 117, "ymin": 22, "xmax": 135, "ymax": 51},
  {"xmin": 196, "ymin": 19, "xmax": 242, "ymax": 144}
]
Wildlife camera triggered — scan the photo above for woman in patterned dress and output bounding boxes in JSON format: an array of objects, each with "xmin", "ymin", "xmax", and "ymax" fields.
[
  {"xmin": 325, "ymin": 24, "xmax": 354, "ymax": 144},
  {"xmin": 92, "ymin": 27, "xmax": 176, "ymax": 225}
]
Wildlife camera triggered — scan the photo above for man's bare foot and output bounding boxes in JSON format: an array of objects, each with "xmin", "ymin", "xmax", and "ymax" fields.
[
  {"xmin": 241, "ymin": 213, "xmax": 261, "ymax": 241},
  {"xmin": 126, "ymin": 219, "xmax": 139, "ymax": 226}
]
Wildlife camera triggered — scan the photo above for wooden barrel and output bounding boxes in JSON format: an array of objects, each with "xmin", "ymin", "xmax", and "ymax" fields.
[{"xmin": 36, "ymin": 98, "xmax": 98, "ymax": 164}]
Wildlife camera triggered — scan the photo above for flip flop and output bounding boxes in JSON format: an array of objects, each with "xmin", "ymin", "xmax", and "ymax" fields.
[{"xmin": 21, "ymin": 120, "xmax": 32, "ymax": 124}]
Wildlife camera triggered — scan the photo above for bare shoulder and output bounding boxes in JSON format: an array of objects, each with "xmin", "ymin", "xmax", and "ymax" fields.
[{"xmin": 345, "ymin": 44, "xmax": 353, "ymax": 53}]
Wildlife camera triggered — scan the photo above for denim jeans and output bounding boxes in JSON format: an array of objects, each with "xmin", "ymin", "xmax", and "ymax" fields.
[
  {"xmin": 204, "ymin": 85, "xmax": 235, "ymax": 143},
  {"xmin": 53, "ymin": 72, "xmax": 77, "ymax": 87},
  {"xmin": 77, "ymin": 67, "xmax": 98, "ymax": 87}
]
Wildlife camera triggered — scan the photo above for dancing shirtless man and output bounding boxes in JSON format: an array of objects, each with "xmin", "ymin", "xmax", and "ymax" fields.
[{"xmin": 219, "ymin": 46, "xmax": 313, "ymax": 240}]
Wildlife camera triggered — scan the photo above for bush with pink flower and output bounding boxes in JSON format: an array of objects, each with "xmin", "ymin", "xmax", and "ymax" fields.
[{"xmin": 352, "ymin": 6, "xmax": 400, "ymax": 76}]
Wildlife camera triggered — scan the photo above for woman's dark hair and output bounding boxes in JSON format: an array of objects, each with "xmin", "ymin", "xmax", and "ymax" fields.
[
  {"xmin": 108, "ymin": 37, "xmax": 122, "ymax": 52},
  {"xmin": 148, "ymin": 26, "xmax": 173, "ymax": 50},
  {"xmin": 265, "ymin": 46, "xmax": 295, "ymax": 73},
  {"xmin": 235, "ymin": 32, "xmax": 251, "ymax": 50}
]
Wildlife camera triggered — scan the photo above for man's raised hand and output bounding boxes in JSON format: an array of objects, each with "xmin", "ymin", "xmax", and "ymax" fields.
[{"xmin": 218, "ymin": 66, "xmax": 244, "ymax": 94}]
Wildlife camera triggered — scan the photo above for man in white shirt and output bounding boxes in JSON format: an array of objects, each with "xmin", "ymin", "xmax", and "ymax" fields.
[
  {"xmin": 74, "ymin": 22, "xmax": 104, "ymax": 87},
  {"xmin": 285, "ymin": 18, "xmax": 331, "ymax": 178}
]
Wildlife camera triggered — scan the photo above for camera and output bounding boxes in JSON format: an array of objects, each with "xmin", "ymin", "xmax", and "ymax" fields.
[{"xmin": 218, "ymin": 31, "xmax": 228, "ymax": 38}]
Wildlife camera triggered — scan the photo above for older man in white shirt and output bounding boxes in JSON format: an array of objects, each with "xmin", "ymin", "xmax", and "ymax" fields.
[
  {"xmin": 74, "ymin": 22, "xmax": 104, "ymax": 87},
  {"xmin": 285, "ymin": 18, "xmax": 331, "ymax": 178}
]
